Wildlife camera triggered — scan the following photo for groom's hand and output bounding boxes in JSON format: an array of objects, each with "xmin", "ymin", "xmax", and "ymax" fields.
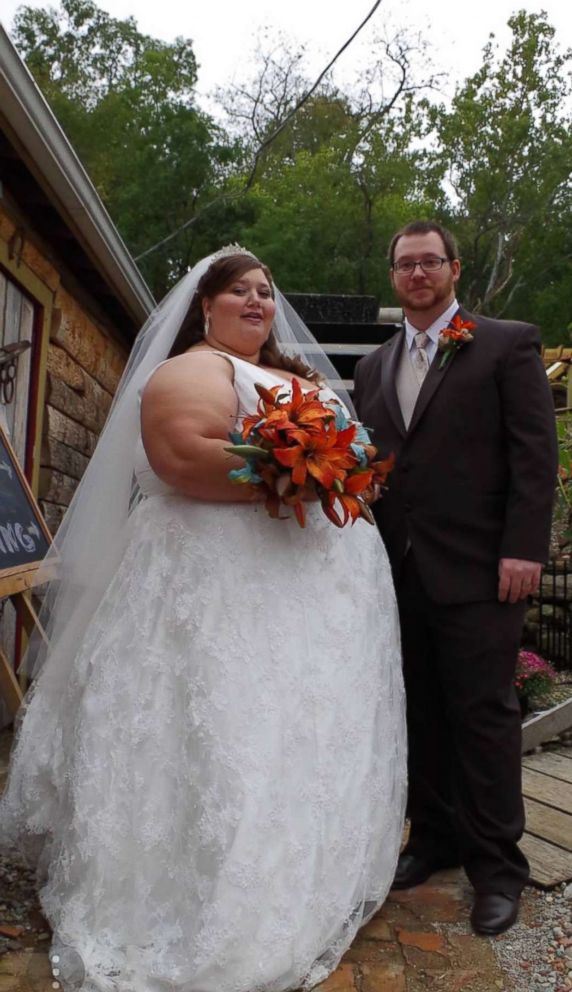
[{"xmin": 498, "ymin": 558, "xmax": 542, "ymax": 603}]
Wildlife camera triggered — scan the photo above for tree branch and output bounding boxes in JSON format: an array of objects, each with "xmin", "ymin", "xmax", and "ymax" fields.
[{"xmin": 135, "ymin": 0, "xmax": 385, "ymax": 260}]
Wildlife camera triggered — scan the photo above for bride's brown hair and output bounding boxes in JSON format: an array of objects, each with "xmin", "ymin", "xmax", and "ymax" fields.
[{"xmin": 169, "ymin": 254, "xmax": 320, "ymax": 382}]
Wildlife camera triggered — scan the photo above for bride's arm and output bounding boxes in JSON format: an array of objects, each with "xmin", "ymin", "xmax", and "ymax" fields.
[{"xmin": 141, "ymin": 352, "xmax": 261, "ymax": 502}]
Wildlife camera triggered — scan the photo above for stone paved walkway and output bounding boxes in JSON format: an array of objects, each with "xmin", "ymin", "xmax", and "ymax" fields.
[
  {"xmin": 0, "ymin": 868, "xmax": 515, "ymax": 992},
  {"xmin": 0, "ymin": 728, "xmax": 543, "ymax": 991},
  {"xmin": 320, "ymin": 871, "xmax": 510, "ymax": 992},
  {"xmin": 317, "ymin": 869, "xmax": 509, "ymax": 992}
]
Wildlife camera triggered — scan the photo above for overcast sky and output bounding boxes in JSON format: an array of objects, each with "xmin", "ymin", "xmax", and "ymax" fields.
[{"xmin": 2, "ymin": 0, "xmax": 571, "ymax": 110}]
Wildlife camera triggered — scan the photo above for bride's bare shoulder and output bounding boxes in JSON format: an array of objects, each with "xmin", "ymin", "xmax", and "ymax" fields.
[
  {"xmin": 142, "ymin": 351, "xmax": 235, "ymax": 408},
  {"xmin": 154, "ymin": 349, "xmax": 234, "ymax": 381}
]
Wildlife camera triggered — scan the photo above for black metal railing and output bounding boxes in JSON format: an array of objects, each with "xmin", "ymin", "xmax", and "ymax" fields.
[{"xmin": 534, "ymin": 558, "xmax": 572, "ymax": 671}]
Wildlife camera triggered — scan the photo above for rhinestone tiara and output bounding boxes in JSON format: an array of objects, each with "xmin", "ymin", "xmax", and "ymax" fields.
[{"xmin": 210, "ymin": 243, "xmax": 258, "ymax": 263}]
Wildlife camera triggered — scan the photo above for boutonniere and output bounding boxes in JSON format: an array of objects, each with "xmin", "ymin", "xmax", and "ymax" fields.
[{"xmin": 437, "ymin": 315, "xmax": 477, "ymax": 369}]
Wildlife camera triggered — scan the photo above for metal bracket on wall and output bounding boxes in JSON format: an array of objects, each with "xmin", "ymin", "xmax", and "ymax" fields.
[
  {"xmin": 0, "ymin": 340, "xmax": 31, "ymax": 405},
  {"xmin": 7, "ymin": 226, "xmax": 25, "ymax": 266}
]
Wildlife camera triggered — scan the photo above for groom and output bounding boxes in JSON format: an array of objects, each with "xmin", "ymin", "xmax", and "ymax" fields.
[{"xmin": 353, "ymin": 220, "xmax": 557, "ymax": 935}]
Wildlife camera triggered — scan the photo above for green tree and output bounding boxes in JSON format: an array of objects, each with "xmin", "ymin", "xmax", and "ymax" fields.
[
  {"xmin": 238, "ymin": 104, "xmax": 434, "ymax": 299},
  {"xmin": 13, "ymin": 0, "xmax": 237, "ymax": 296},
  {"xmin": 429, "ymin": 11, "xmax": 572, "ymax": 341},
  {"xmin": 218, "ymin": 30, "xmax": 441, "ymax": 296}
]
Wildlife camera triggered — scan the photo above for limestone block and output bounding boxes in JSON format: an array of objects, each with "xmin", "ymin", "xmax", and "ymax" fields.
[
  {"xmin": 41, "ymin": 436, "xmax": 89, "ymax": 482},
  {"xmin": 83, "ymin": 370, "xmax": 112, "ymax": 421},
  {"xmin": 39, "ymin": 466, "xmax": 79, "ymax": 506},
  {"xmin": 47, "ymin": 343, "xmax": 85, "ymax": 393},
  {"xmin": 21, "ymin": 239, "xmax": 60, "ymax": 292},
  {"xmin": 52, "ymin": 287, "xmax": 128, "ymax": 393},
  {"xmin": 39, "ymin": 500, "xmax": 67, "ymax": 534},
  {"xmin": 46, "ymin": 373, "xmax": 108, "ymax": 435},
  {"xmin": 44, "ymin": 405, "xmax": 98, "ymax": 458},
  {"xmin": 0, "ymin": 214, "xmax": 58, "ymax": 291}
]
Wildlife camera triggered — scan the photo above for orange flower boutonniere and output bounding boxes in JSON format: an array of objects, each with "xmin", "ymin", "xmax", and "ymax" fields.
[{"xmin": 438, "ymin": 315, "xmax": 477, "ymax": 369}]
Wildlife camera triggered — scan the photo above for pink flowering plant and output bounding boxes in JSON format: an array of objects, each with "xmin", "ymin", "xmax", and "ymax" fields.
[{"xmin": 514, "ymin": 650, "xmax": 557, "ymax": 703}]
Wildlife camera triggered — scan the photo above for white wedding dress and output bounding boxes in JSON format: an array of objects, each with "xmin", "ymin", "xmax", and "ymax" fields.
[{"xmin": 0, "ymin": 355, "xmax": 406, "ymax": 992}]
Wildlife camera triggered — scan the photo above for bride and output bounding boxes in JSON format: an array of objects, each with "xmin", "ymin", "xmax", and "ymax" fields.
[{"xmin": 0, "ymin": 247, "xmax": 406, "ymax": 992}]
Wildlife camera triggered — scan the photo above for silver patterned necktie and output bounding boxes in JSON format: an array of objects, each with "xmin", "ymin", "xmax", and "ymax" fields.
[{"xmin": 412, "ymin": 331, "xmax": 430, "ymax": 385}]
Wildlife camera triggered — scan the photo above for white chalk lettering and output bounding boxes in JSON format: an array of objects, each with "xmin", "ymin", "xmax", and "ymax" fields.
[
  {"xmin": 0, "ymin": 524, "xmax": 19, "ymax": 553},
  {"xmin": 0, "ymin": 522, "xmax": 37, "ymax": 555},
  {"xmin": 15, "ymin": 523, "xmax": 36, "ymax": 553}
]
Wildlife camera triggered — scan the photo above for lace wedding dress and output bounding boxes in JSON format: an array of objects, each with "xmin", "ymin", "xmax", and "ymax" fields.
[{"xmin": 0, "ymin": 355, "xmax": 406, "ymax": 992}]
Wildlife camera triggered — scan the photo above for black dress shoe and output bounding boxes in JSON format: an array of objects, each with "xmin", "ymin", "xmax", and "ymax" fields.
[
  {"xmin": 391, "ymin": 853, "xmax": 460, "ymax": 890},
  {"xmin": 470, "ymin": 893, "xmax": 519, "ymax": 935}
]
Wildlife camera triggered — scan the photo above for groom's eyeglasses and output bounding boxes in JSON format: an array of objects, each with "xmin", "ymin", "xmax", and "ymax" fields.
[{"xmin": 392, "ymin": 257, "xmax": 449, "ymax": 275}]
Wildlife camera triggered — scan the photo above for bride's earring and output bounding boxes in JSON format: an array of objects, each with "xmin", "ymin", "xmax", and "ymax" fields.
[{"xmin": 204, "ymin": 314, "xmax": 210, "ymax": 338}]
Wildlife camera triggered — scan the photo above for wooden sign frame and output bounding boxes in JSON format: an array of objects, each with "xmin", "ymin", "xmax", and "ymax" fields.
[
  {"xmin": 0, "ymin": 424, "xmax": 53, "ymax": 594},
  {"xmin": 0, "ymin": 424, "xmax": 56, "ymax": 716}
]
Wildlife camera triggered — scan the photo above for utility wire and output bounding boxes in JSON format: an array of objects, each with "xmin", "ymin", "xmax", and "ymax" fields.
[{"xmin": 134, "ymin": 0, "xmax": 383, "ymax": 262}]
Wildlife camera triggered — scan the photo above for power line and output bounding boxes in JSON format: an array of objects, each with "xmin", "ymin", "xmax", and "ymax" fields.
[{"xmin": 134, "ymin": 0, "xmax": 383, "ymax": 262}]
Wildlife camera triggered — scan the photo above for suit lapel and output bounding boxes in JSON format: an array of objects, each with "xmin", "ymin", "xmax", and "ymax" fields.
[{"xmin": 380, "ymin": 329, "xmax": 407, "ymax": 438}]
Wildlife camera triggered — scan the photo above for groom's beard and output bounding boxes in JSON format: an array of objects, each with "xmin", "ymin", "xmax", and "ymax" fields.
[{"xmin": 394, "ymin": 275, "xmax": 456, "ymax": 314}]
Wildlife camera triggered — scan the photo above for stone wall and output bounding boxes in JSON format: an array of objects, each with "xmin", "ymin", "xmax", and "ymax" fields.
[
  {"xmin": 0, "ymin": 209, "xmax": 129, "ymax": 534},
  {"xmin": 41, "ymin": 287, "xmax": 128, "ymax": 532}
]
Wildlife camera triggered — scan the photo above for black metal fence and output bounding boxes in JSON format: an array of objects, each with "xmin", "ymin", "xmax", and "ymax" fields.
[{"xmin": 533, "ymin": 558, "xmax": 572, "ymax": 671}]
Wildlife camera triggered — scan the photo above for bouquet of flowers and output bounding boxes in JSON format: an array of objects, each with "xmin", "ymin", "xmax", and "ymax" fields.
[
  {"xmin": 514, "ymin": 650, "xmax": 557, "ymax": 705},
  {"xmin": 225, "ymin": 378, "xmax": 394, "ymax": 528}
]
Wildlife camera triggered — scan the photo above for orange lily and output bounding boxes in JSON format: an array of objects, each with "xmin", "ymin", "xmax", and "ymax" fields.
[
  {"xmin": 325, "ymin": 472, "xmax": 375, "ymax": 525},
  {"xmin": 371, "ymin": 454, "xmax": 396, "ymax": 485},
  {"xmin": 254, "ymin": 382, "xmax": 283, "ymax": 406},
  {"xmin": 243, "ymin": 379, "xmax": 331, "ymax": 442},
  {"xmin": 294, "ymin": 501, "xmax": 306, "ymax": 528},
  {"xmin": 322, "ymin": 494, "xmax": 348, "ymax": 528},
  {"xmin": 448, "ymin": 314, "xmax": 476, "ymax": 334},
  {"xmin": 274, "ymin": 425, "xmax": 357, "ymax": 488}
]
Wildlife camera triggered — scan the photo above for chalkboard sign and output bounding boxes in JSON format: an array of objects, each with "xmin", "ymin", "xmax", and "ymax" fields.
[{"xmin": 0, "ymin": 425, "xmax": 52, "ymax": 585}]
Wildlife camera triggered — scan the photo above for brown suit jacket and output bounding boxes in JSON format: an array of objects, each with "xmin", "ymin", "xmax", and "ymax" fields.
[{"xmin": 353, "ymin": 307, "xmax": 558, "ymax": 604}]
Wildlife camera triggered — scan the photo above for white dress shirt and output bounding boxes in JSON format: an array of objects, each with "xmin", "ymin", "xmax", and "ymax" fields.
[{"xmin": 404, "ymin": 299, "xmax": 460, "ymax": 366}]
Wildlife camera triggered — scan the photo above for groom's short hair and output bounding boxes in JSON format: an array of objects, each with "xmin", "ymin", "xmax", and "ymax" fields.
[{"xmin": 388, "ymin": 221, "xmax": 459, "ymax": 266}]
